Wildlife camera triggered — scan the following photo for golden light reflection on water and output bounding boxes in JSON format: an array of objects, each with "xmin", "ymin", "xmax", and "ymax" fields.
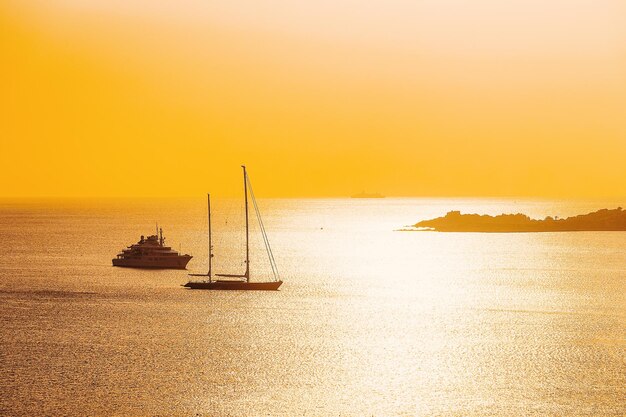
[{"xmin": 0, "ymin": 198, "xmax": 624, "ymax": 415}]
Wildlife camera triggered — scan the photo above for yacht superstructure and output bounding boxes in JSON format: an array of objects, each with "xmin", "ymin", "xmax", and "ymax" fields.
[{"xmin": 112, "ymin": 228, "xmax": 192, "ymax": 269}]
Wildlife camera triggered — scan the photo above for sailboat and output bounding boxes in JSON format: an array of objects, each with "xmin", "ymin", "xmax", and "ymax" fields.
[{"xmin": 184, "ymin": 166, "xmax": 283, "ymax": 290}]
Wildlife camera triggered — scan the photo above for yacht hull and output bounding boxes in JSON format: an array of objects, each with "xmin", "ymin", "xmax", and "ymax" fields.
[
  {"xmin": 184, "ymin": 280, "xmax": 282, "ymax": 290},
  {"xmin": 112, "ymin": 256, "xmax": 192, "ymax": 269}
]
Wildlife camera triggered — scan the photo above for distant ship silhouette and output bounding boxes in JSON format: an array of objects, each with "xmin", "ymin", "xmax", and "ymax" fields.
[{"xmin": 351, "ymin": 191, "xmax": 385, "ymax": 199}]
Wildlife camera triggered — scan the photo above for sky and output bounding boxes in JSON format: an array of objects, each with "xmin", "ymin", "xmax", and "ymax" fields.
[{"xmin": 1, "ymin": 0, "xmax": 625, "ymax": 198}]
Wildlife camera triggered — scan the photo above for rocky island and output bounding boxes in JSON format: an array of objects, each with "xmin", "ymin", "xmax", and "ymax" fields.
[{"xmin": 410, "ymin": 207, "xmax": 626, "ymax": 232}]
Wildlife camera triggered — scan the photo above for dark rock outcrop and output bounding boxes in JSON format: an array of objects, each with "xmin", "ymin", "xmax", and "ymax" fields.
[{"xmin": 414, "ymin": 207, "xmax": 626, "ymax": 232}]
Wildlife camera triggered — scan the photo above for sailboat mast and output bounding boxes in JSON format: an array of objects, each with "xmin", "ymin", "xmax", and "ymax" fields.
[
  {"xmin": 242, "ymin": 165, "xmax": 250, "ymax": 282},
  {"xmin": 207, "ymin": 193, "xmax": 212, "ymax": 281}
]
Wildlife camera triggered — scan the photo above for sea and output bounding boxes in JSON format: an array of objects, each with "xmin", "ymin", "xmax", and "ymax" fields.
[{"xmin": 0, "ymin": 197, "xmax": 624, "ymax": 416}]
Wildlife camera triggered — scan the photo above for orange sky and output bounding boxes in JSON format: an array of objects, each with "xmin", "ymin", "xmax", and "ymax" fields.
[{"xmin": 1, "ymin": 0, "xmax": 625, "ymax": 198}]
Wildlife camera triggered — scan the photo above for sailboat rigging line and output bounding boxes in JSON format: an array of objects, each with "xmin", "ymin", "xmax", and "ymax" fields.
[
  {"xmin": 247, "ymin": 178, "xmax": 277, "ymax": 281},
  {"xmin": 255, "ymin": 194, "xmax": 279, "ymax": 281},
  {"xmin": 246, "ymin": 175, "xmax": 280, "ymax": 282}
]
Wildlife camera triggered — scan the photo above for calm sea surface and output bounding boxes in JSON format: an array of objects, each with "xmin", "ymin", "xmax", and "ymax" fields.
[{"xmin": 0, "ymin": 198, "xmax": 624, "ymax": 416}]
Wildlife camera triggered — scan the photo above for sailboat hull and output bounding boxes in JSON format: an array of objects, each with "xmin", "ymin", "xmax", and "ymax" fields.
[{"xmin": 184, "ymin": 280, "xmax": 283, "ymax": 291}]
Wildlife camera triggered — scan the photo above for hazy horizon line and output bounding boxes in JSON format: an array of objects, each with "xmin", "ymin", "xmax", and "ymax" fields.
[{"xmin": 1, "ymin": 195, "xmax": 624, "ymax": 201}]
